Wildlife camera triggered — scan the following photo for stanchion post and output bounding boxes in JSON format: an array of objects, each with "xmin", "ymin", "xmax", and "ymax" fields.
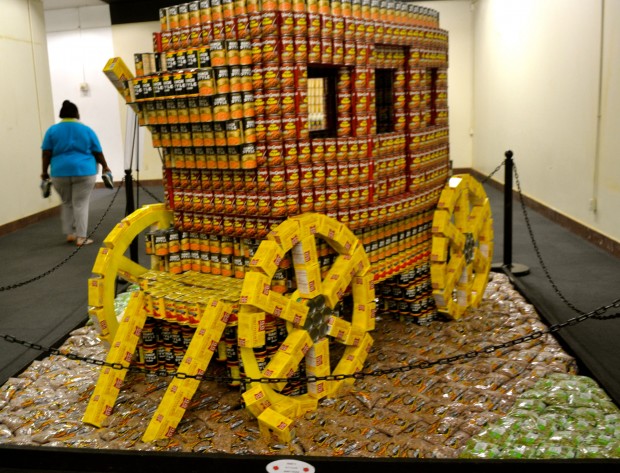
[
  {"xmin": 124, "ymin": 169, "xmax": 138, "ymax": 263},
  {"xmin": 492, "ymin": 150, "xmax": 530, "ymax": 277},
  {"xmin": 503, "ymin": 150, "xmax": 514, "ymax": 269}
]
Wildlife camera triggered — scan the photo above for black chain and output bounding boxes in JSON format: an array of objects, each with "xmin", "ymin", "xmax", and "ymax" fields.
[
  {"xmin": 480, "ymin": 160, "xmax": 505, "ymax": 184},
  {"xmin": 0, "ymin": 177, "xmax": 162, "ymax": 293},
  {"xmin": 512, "ymin": 162, "xmax": 620, "ymax": 320},
  {"xmin": 3, "ymin": 297, "xmax": 620, "ymax": 385},
  {"xmin": 0, "ymin": 179, "xmax": 124, "ymax": 292},
  {"xmin": 137, "ymin": 181, "xmax": 163, "ymax": 204}
]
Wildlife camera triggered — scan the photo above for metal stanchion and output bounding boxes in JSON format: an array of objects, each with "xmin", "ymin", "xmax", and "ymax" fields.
[
  {"xmin": 124, "ymin": 169, "xmax": 138, "ymax": 263},
  {"xmin": 492, "ymin": 150, "xmax": 530, "ymax": 276}
]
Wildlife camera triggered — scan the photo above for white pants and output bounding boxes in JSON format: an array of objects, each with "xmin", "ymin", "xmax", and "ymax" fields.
[{"xmin": 51, "ymin": 175, "xmax": 97, "ymax": 238}]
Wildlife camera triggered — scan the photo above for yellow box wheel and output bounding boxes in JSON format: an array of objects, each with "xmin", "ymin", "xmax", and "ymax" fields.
[
  {"xmin": 88, "ymin": 203, "xmax": 173, "ymax": 341},
  {"xmin": 238, "ymin": 213, "xmax": 376, "ymax": 431},
  {"xmin": 430, "ymin": 175, "xmax": 494, "ymax": 319}
]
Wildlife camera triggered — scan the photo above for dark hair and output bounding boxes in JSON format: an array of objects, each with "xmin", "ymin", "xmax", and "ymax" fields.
[{"xmin": 59, "ymin": 100, "xmax": 79, "ymax": 119}]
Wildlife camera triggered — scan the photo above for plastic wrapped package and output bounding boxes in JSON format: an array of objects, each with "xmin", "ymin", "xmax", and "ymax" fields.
[
  {"xmin": 0, "ymin": 273, "xmax": 616, "ymax": 459},
  {"xmin": 460, "ymin": 373, "xmax": 620, "ymax": 459}
]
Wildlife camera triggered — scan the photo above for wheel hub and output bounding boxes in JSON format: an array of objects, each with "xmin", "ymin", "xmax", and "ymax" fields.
[
  {"xmin": 464, "ymin": 232, "xmax": 475, "ymax": 264},
  {"xmin": 302, "ymin": 294, "xmax": 335, "ymax": 342}
]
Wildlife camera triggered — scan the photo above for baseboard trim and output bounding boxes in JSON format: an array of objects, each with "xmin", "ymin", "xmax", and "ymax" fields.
[
  {"xmin": 0, "ymin": 207, "xmax": 60, "ymax": 238},
  {"xmin": 461, "ymin": 168, "xmax": 620, "ymax": 260}
]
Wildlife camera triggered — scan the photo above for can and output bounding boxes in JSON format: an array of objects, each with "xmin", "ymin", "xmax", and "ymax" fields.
[
  {"xmin": 312, "ymin": 162, "xmax": 326, "ymax": 187},
  {"xmin": 299, "ymin": 163, "xmax": 314, "ymax": 188},
  {"xmin": 262, "ymin": 37, "xmax": 281, "ymax": 64},
  {"xmin": 263, "ymin": 66, "xmax": 281, "ymax": 92},
  {"xmin": 308, "ymin": 37, "xmax": 321, "ymax": 63},
  {"xmin": 281, "ymin": 37, "xmax": 295, "ymax": 63},
  {"xmin": 293, "ymin": 36, "xmax": 308, "ymax": 63},
  {"xmin": 266, "ymin": 140, "xmax": 284, "ymax": 166},
  {"xmin": 229, "ymin": 93, "xmax": 243, "ymax": 120},
  {"xmin": 281, "ymin": 115, "xmax": 297, "ymax": 140},
  {"xmin": 313, "ymin": 185, "xmax": 326, "ymax": 213},
  {"xmin": 280, "ymin": 90, "xmax": 296, "ymax": 116},
  {"xmin": 299, "ymin": 188, "xmax": 314, "ymax": 213},
  {"xmin": 281, "ymin": 140, "xmax": 298, "ymax": 165},
  {"xmin": 297, "ymin": 139, "xmax": 311, "ymax": 163},
  {"xmin": 264, "ymin": 91, "xmax": 281, "ymax": 117},
  {"xmin": 270, "ymin": 192, "xmax": 287, "ymax": 217},
  {"xmin": 269, "ymin": 166, "xmax": 286, "ymax": 192},
  {"xmin": 324, "ymin": 185, "xmax": 338, "ymax": 211},
  {"xmin": 285, "ymin": 189, "xmax": 300, "ymax": 215},
  {"xmin": 261, "ymin": 11, "xmax": 280, "ymax": 36},
  {"xmin": 257, "ymin": 191, "xmax": 271, "ymax": 216}
]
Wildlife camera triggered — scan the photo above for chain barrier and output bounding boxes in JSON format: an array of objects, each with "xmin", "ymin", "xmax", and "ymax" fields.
[
  {"xmin": 2, "ymin": 160, "xmax": 619, "ymax": 387},
  {"xmin": 136, "ymin": 181, "xmax": 163, "ymax": 204},
  {"xmin": 512, "ymin": 162, "xmax": 620, "ymax": 321},
  {"xmin": 0, "ymin": 179, "xmax": 124, "ymax": 293},
  {"xmin": 0, "ymin": 177, "xmax": 163, "ymax": 293},
  {"xmin": 480, "ymin": 159, "xmax": 505, "ymax": 184},
  {"xmin": 2, "ymin": 297, "xmax": 620, "ymax": 386}
]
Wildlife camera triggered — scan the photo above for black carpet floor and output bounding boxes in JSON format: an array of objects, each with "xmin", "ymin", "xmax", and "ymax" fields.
[{"xmin": 0, "ymin": 176, "xmax": 619, "ymax": 407}]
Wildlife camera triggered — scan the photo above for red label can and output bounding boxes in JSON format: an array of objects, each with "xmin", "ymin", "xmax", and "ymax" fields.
[
  {"xmin": 297, "ymin": 139, "xmax": 311, "ymax": 163},
  {"xmin": 322, "ymin": 138, "xmax": 336, "ymax": 162},
  {"xmin": 262, "ymin": 36, "xmax": 282, "ymax": 65},
  {"xmin": 299, "ymin": 163, "xmax": 314, "ymax": 188},
  {"xmin": 281, "ymin": 90, "xmax": 296, "ymax": 115},
  {"xmin": 270, "ymin": 191, "xmax": 287, "ymax": 217},
  {"xmin": 285, "ymin": 164, "xmax": 300, "ymax": 189},
  {"xmin": 325, "ymin": 185, "xmax": 338, "ymax": 210},
  {"xmin": 293, "ymin": 36, "xmax": 308, "ymax": 63},
  {"xmin": 325, "ymin": 162, "xmax": 338, "ymax": 186},
  {"xmin": 299, "ymin": 188, "xmax": 314, "ymax": 213},
  {"xmin": 312, "ymin": 162, "xmax": 326, "ymax": 187},
  {"xmin": 293, "ymin": 12, "xmax": 307, "ymax": 35},
  {"xmin": 283, "ymin": 139, "xmax": 299, "ymax": 165},
  {"xmin": 280, "ymin": 11, "xmax": 294, "ymax": 35},
  {"xmin": 281, "ymin": 36, "xmax": 295, "ymax": 63},
  {"xmin": 265, "ymin": 117, "xmax": 283, "ymax": 142},
  {"xmin": 268, "ymin": 166, "xmax": 286, "ymax": 192},
  {"xmin": 313, "ymin": 186, "xmax": 326, "ymax": 213},
  {"xmin": 257, "ymin": 166, "xmax": 270, "ymax": 191},
  {"xmin": 311, "ymin": 138, "xmax": 325, "ymax": 162},
  {"xmin": 257, "ymin": 191, "xmax": 272, "ymax": 216},
  {"xmin": 286, "ymin": 189, "xmax": 300, "ymax": 215},
  {"xmin": 266, "ymin": 140, "xmax": 284, "ymax": 165},
  {"xmin": 281, "ymin": 115, "xmax": 298, "ymax": 140}
]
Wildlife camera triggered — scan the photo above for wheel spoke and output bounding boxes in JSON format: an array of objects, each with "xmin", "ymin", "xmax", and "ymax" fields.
[{"xmin": 117, "ymin": 255, "xmax": 148, "ymax": 284}]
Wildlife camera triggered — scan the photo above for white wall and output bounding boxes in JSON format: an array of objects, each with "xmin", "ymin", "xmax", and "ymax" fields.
[
  {"xmin": 109, "ymin": 21, "xmax": 164, "ymax": 179},
  {"xmin": 416, "ymin": 1, "xmax": 475, "ymax": 169},
  {"xmin": 472, "ymin": 0, "xmax": 620, "ymax": 242},
  {"xmin": 0, "ymin": 0, "xmax": 55, "ymax": 227},
  {"xmin": 44, "ymin": 4, "xmax": 162, "ymax": 186},
  {"xmin": 45, "ymin": 5, "xmax": 125, "ymax": 179},
  {"xmin": 3, "ymin": 0, "xmax": 620, "ymax": 245}
]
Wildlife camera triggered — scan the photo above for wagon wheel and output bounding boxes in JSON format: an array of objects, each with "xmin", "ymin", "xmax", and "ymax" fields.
[
  {"xmin": 430, "ymin": 174, "xmax": 494, "ymax": 319},
  {"xmin": 89, "ymin": 203, "xmax": 173, "ymax": 341},
  {"xmin": 238, "ymin": 213, "xmax": 376, "ymax": 431}
]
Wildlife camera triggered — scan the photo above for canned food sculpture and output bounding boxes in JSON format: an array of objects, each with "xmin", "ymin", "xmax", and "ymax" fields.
[{"xmin": 91, "ymin": 1, "xmax": 493, "ymax": 442}]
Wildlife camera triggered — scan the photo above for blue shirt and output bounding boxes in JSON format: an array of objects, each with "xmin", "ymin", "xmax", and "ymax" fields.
[{"xmin": 41, "ymin": 119, "xmax": 102, "ymax": 177}]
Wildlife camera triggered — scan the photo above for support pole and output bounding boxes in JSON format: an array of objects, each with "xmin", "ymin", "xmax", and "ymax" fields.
[
  {"xmin": 124, "ymin": 169, "xmax": 138, "ymax": 263},
  {"xmin": 492, "ymin": 150, "xmax": 530, "ymax": 276}
]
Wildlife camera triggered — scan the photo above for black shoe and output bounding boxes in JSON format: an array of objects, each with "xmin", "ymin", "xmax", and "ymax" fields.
[
  {"xmin": 41, "ymin": 179, "xmax": 52, "ymax": 198},
  {"xmin": 102, "ymin": 172, "xmax": 114, "ymax": 189}
]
